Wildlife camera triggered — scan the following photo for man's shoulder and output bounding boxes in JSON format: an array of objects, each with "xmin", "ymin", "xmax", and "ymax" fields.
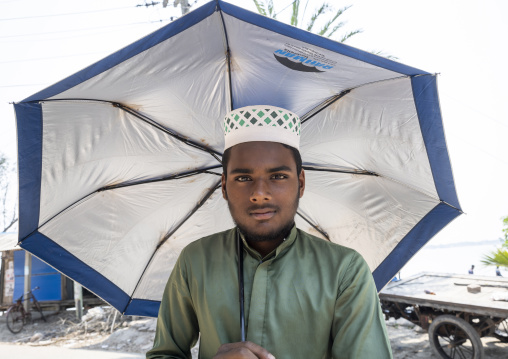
[
  {"xmin": 182, "ymin": 227, "xmax": 237, "ymax": 255},
  {"xmin": 296, "ymin": 228, "xmax": 360, "ymax": 258}
]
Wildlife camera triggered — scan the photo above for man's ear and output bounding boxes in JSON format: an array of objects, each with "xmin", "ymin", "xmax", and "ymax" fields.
[
  {"xmin": 298, "ymin": 168, "xmax": 305, "ymax": 198},
  {"xmin": 221, "ymin": 173, "xmax": 228, "ymax": 200}
]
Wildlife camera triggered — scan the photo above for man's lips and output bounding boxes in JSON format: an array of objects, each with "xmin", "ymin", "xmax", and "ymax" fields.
[{"xmin": 249, "ymin": 207, "xmax": 277, "ymax": 220}]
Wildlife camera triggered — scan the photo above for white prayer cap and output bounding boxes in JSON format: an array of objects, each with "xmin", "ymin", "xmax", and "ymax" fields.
[{"xmin": 223, "ymin": 105, "xmax": 301, "ymax": 151}]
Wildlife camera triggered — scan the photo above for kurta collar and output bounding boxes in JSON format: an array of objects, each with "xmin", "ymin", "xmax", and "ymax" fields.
[{"xmin": 239, "ymin": 225, "xmax": 298, "ymax": 261}]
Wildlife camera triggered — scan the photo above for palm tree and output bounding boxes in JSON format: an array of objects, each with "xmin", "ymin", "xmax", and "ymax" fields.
[
  {"xmin": 481, "ymin": 216, "xmax": 508, "ymax": 268},
  {"xmin": 252, "ymin": 0, "xmax": 361, "ymax": 42},
  {"xmin": 481, "ymin": 247, "xmax": 508, "ymax": 268}
]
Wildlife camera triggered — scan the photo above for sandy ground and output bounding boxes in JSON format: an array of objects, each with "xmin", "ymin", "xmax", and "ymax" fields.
[
  {"xmin": 0, "ymin": 306, "xmax": 507, "ymax": 358},
  {"xmin": 0, "ymin": 343, "xmax": 144, "ymax": 358}
]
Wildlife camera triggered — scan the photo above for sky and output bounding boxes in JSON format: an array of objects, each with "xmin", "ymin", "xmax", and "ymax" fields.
[{"xmin": 1, "ymin": 0, "xmax": 507, "ymax": 269}]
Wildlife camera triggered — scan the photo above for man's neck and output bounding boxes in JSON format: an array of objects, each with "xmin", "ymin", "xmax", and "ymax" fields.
[{"xmin": 246, "ymin": 237, "xmax": 285, "ymax": 258}]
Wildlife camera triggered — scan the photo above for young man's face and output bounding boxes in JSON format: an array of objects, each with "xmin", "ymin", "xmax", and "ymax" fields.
[{"xmin": 222, "ymin": 141, "xmax": 305, "ymax": 242}]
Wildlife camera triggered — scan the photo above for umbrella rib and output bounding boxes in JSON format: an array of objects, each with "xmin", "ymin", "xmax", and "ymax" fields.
[
  {"xmin": 19, "ymin": 168, "xmax": 221, "ymax": 244},
  {"xmin": 156, "ymin": 180, "xmax": 222, "ymax": 250},
  {"xmin": 296, "ymin": 211, "xmax": 330, "ymax": 241},
  {"xmin": 125, "ymin": 180, "xmax": 222, "ymax": 311},
  {"xmin": 303, "ymin": 165, "xmax": 378, "ymax": 176},
  {"xmin": 112, "ymin": 102, "xmax": 224, "ymax": 162},
  {"xmin": 97, "ymin": 166, "xmax": 222, "ymax": 192},
  {"xmin": 300, "ymin": 74, "xmax": 415, "ymax": 125},
  {"xmin": 300, "ymin": 89, "xmax": 351, "ymax": 124},
  {"xmin": 438, "ymin": 200, "xmax": 463, "ymax": 213},
  {"xmin": 217, "ymin": 4, "xmax": 233, "ymax": 111},
  {"xmin": 304, "ymin": 166, "xmax": 462, "ymax": 213},
  {"xmin": 29, "ymin": 98, "xmax": 223, "ymax": 162},
  {"xmin": 18, "ymin": 190, "xmax": 98, "ymax": 245},
  {"xmin": 377, "ymin": 173, "xmax": 463, "ymax": 212}
]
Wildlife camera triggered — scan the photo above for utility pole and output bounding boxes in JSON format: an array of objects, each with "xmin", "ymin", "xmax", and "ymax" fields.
[{"xmin": 163, "ymin": 0, "xmax": 190, "ymax": 15}]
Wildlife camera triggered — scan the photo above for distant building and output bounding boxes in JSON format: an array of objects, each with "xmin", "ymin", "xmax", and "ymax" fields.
[{"xmin": 0, "ymin": 232, "xmax": 103, "ymax": 310}]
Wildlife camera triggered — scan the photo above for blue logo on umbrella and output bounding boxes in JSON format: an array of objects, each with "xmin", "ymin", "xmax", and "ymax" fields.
[{"xmin": 273, "ymin": 49, "xmax": 334, "ymax": 72}]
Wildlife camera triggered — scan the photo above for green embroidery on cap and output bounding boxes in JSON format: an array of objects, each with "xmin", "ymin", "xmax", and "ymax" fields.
[{"xmin": 224, "ymin": 106, "xmax": 300, "ymax": 136}]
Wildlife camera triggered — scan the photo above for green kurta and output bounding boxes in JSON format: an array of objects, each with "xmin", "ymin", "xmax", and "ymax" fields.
[{"xmin": 147, "ymin": 226, "xmax": 392, "ymax": 359}]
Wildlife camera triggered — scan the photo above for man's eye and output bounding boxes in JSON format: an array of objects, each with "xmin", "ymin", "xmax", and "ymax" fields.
[
  {"xmin": 235, "ymin": 176, "xmax": 251, "ymax": 182},
  {"xmin": 271, "ymin": 174, "xmax": 288, "ymax": 180}
]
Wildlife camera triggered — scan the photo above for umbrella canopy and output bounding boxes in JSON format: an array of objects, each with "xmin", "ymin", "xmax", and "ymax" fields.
[{"xmin": 14, "ymin": 0, "xmax": 461, "ymax": 317}]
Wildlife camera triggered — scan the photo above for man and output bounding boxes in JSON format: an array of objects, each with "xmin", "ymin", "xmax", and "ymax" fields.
[{"xmin": 147, "ymin": 106, "xmax": 392, "ymax": 359}]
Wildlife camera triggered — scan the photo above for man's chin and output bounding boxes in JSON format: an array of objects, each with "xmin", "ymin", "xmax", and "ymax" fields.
[
  {"xmin": 237, "ymin": 222, "xmax": 294, "ymax": 242},
  {"xmin": 240, "ymin": 232, "xmax": 280, "ymax": 242}
]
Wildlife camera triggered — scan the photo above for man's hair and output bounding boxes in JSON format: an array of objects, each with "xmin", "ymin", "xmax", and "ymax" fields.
[{"xmin": 222, "ymin": 144, "xmax": 302, "ymax": 178}]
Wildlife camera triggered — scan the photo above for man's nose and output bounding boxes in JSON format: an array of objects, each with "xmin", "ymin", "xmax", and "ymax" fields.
[{"xmin": 250, "ymin": 179, "xmax": 271, "ymax": 202}]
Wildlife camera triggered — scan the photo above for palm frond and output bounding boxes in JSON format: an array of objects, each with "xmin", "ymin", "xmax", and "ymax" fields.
[
  {"xmin": 322, "ymin": 21, "xmax": 344, "ymax": 37},
  {"xmin": 371, "ymin": 50, "xmax": 398, "ymax": 60},
  {"xmin": 301, "ymin": 0, "xmax": 310, "ymax": 26},
  {"xmin": 307, "ymin": 4, "xmax": 329, "ymax": 32},
  {"xmin": 503, "ymin": 215, "xmax": 508, "ymax": 241},
  {"xmin": 481, "ymin": 248, "xmax": 508, "ymax": 267},
  {"xmin": 267, "ymin": 0, "xmax": 275, "ymax": 18},
  {"xmin": 319, "ymin": 5, "xmax": 350, "ymax": 36},
  {"xmin": 339, "ymin": 29, "xmax": 362, "ymax": 43},
  {"xmin": 252, "ymin": 0, "xmax": 267, "ymax": 17},
  {"xmin": 291, "ymin": 0, "xmax": 301, "ymax": 27}
]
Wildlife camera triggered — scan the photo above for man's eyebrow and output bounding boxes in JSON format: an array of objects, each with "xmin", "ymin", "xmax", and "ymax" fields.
[
  {"xmin": 229, "ymin": 168, "xmax": 253, "ymax": 175},
  {"xmin": 268, "ymin": 165, "xmax": 292, "ymax": 173},
  {"xmin": 229, "ymin": 166, "xmax": 293, "ymax": 174}
]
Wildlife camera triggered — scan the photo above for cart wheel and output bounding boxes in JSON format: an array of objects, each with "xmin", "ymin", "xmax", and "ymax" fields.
[
  {"xmin": 494, "ymin": 319, "xmax": 508, "ymax": 342},
  {"xmin": 6, "ymin": 306, "xmax": 24, "ymax": 334},
  {"xmin": 429, "ymin": 315, "xmax": 484, "ymax": 359}
]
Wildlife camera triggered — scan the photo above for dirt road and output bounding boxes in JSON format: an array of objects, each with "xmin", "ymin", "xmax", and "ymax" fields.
[
  {"xmin": 0, "ymin": 343, "xmax": 144, "ymax": 358},
  {"xmin": 1, "ymin": 308, "xmax": 507, "ymax": 358}
]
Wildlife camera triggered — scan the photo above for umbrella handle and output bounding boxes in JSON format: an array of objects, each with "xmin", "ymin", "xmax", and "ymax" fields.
[{"xmin": 237, "ymin": 230, "xmax": 246, "ymax": 342}]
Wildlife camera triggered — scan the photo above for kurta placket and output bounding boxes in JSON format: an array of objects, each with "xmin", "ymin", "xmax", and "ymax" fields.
[{"xmin": 240, "ymin": 230, "xmax": 296, "ymax": 347}]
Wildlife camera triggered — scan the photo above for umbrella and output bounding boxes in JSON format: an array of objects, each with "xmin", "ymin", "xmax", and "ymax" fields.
[{"xmin": 14, "ymin": 0, "xmax": 461, "ymax": 317}]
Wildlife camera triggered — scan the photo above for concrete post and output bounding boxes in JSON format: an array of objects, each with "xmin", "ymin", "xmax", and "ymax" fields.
[
  {"xmin": 74, "ymin": 281, "xmax": 83, "ymax": 320},
  {"xmin": 23, "ymin": 251, "xmax": 31, "ymax": 312}
]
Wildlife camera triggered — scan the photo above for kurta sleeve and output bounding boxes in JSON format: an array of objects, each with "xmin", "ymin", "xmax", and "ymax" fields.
[
  {"xmin": 331, "ymin": 252, "xmax": 393, "ymax": 359},
  {"xmin": 146, "ymin": 248, "xmax": 199, "ymax": 359}
]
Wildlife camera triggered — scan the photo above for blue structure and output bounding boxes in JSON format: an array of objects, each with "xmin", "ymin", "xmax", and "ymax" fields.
[{"xmin": 13, "ymin": 250, "xmax": 62, "ymax": 302}]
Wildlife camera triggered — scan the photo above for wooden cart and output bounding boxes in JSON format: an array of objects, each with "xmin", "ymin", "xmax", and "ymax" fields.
[{"xmin": 379, "ymin": 272, "xmax": 508, "ymax": 359}]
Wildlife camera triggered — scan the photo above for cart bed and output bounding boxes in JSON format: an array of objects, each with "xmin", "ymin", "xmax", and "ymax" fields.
[{"xmin": 380, "ymin": 272, "xmax": 508, "ymax": 318}]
